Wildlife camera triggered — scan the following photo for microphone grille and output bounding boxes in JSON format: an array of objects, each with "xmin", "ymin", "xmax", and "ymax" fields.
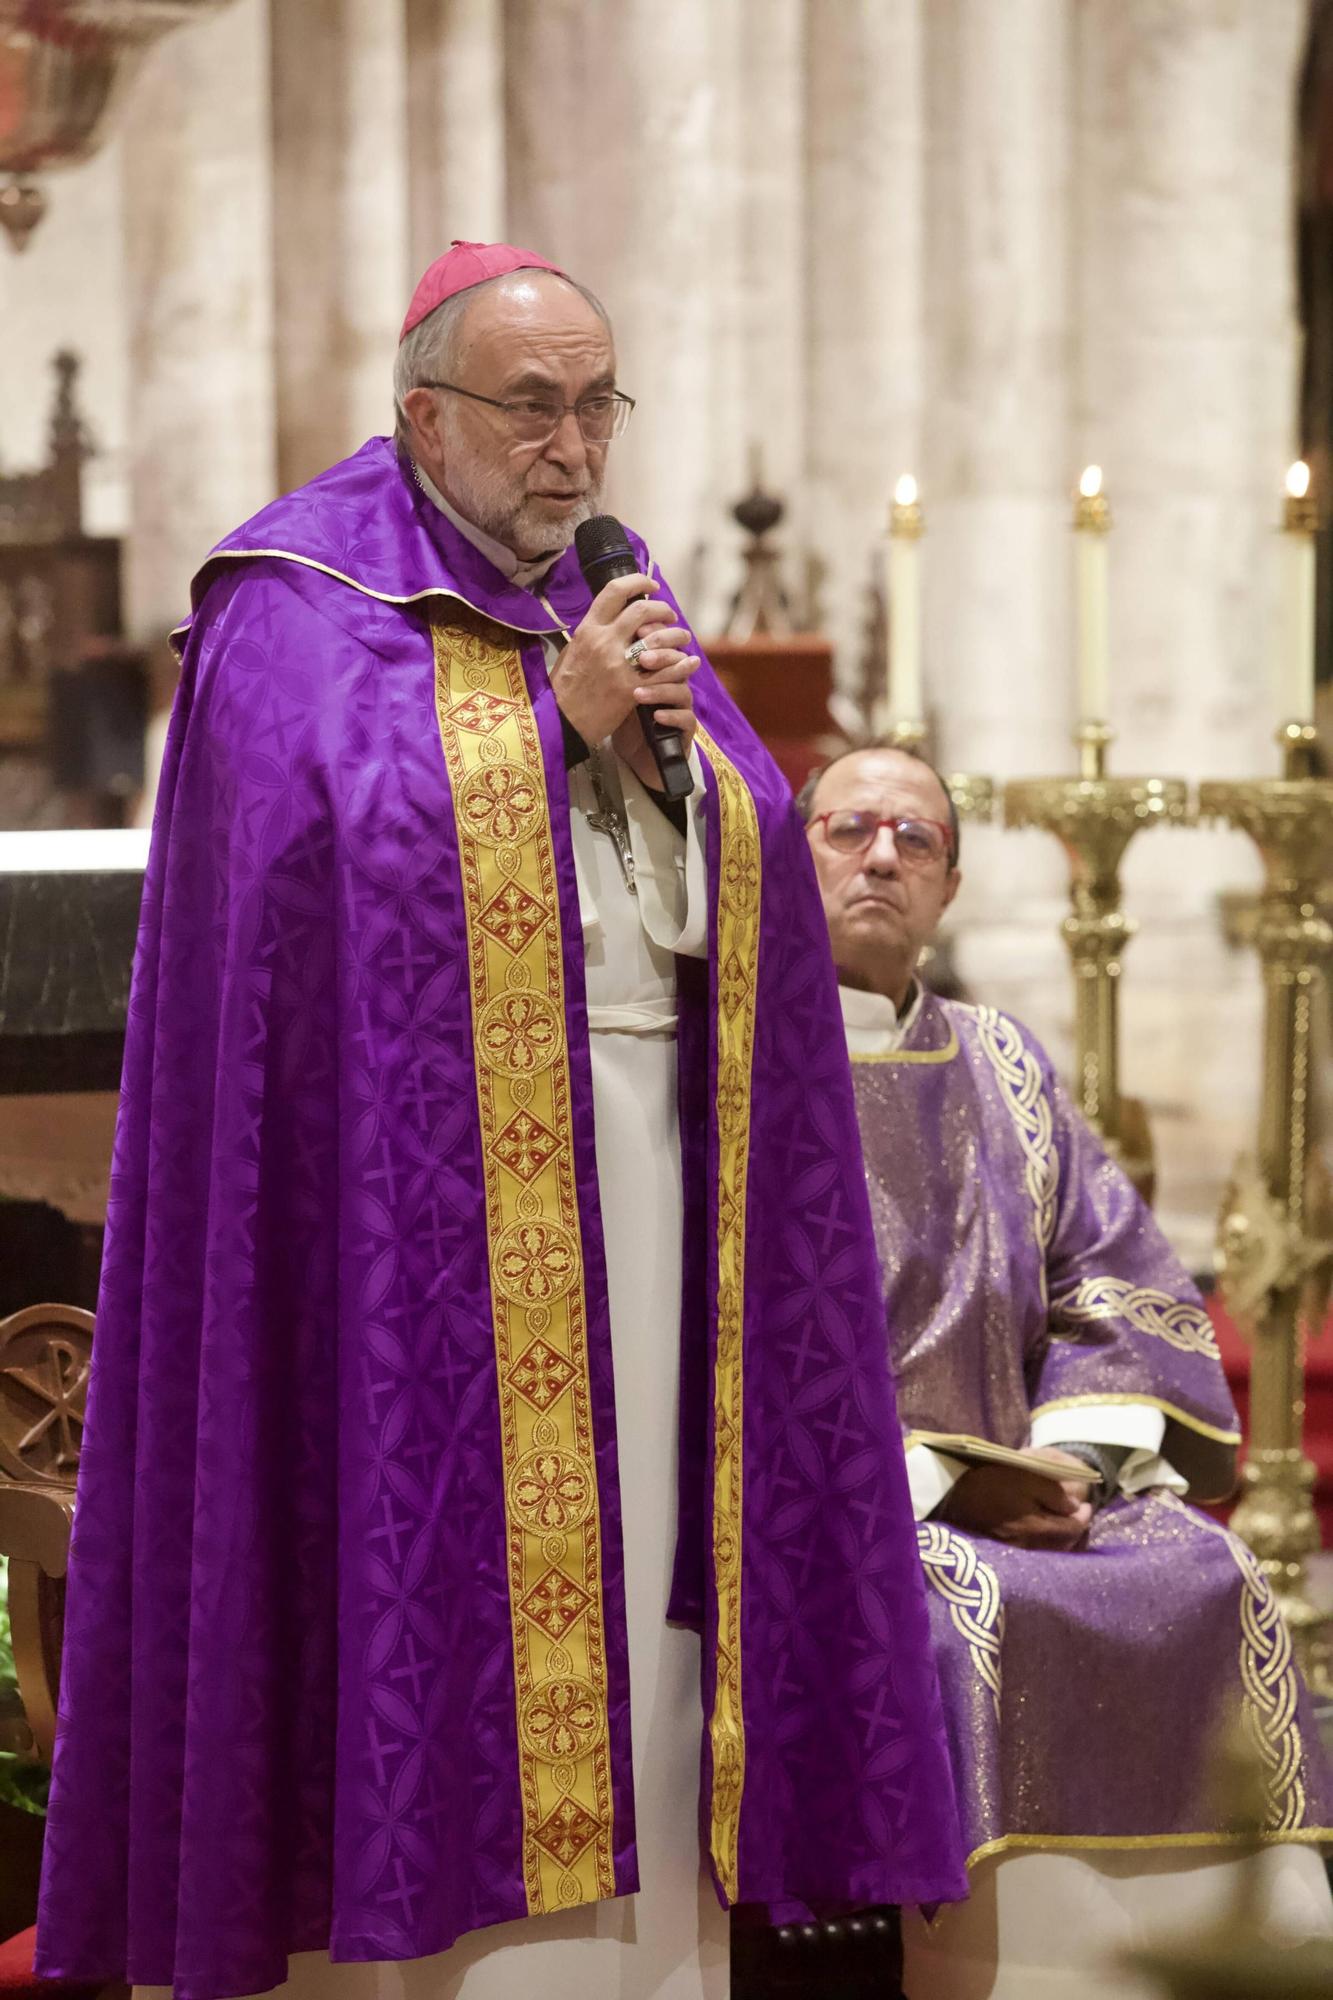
[{"xmin": 575, "ymin": 514, "xmax": 633, "ymax": 565}]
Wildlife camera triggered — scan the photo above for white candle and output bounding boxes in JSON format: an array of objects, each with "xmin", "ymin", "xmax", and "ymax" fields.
[
  {"xmin": 1279, "ymin": 460, "xmax": 1317, "ymax": 727},
  {"xmin": 887, "ymin": 473, "xmax": 923, "ymax": 727},
  {"xmin": 1074, "ymin": 464, "xmax": 1111, "ymax": 727}
]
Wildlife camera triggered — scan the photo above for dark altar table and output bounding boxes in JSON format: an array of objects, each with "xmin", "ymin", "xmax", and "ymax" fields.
[{"xmin": 0, "ymin": 831, "xmax": 146, "ymax": 1097}]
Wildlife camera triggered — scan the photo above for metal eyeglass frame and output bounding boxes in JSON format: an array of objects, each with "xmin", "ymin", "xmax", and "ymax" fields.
[{"xmin": 417, "ymin": 380, "xmax": 636, "ymax": 444}]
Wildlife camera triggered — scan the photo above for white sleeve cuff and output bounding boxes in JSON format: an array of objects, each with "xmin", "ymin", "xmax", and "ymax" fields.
[
  {"xmin": 1118, "ymin": 1450, "xmax": 1189, "ymax": 1496},
  {"xmin": 1029, "ymin": 1405, "xmax": 1188, "ymax": 1496},
  {"xmin": 905, "ymin": 1443, "xmax": 968, "ymax": 1522},
  {"xmin": 1029, "ymin": 1402, "xmax": 1166, "ymax": 1455},
  {"xmin": 619, "ymin": 746, "xmax": 708, "ymax": 959}
]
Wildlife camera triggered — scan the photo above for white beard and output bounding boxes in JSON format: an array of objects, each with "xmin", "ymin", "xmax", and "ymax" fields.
[{"xmin": 437, "ymin": 413, "xmax": 602, "ymax": 561}]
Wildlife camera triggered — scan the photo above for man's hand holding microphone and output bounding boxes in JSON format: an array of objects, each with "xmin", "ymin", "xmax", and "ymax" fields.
[{"xmin": 548, "ymin": 515, "xmax": 699, "ymax": 800}]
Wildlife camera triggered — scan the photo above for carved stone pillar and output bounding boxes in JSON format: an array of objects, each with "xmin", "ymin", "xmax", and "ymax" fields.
[
  {"xmin": 505, "ymin": 0, "xmax": 720, "ymax": 601},
  {"xmin": 120, "ymin": 0, "xmax": 276, "ymax": 637},
  {"xmin": 806, "ymin": 0, "xmax": 925, "ymax": 700},
  {"xmin": 1076, "ymin": 0, "xmax": 1307, "ymax": 1262},
  {"xmin": 406, "ymin": 0, "xmax": 506, "ymax": 272},
  {"xmin": 270, "ymin": 0, "xmax": 410, "ymax": 492},
  {"xmin": 921, "ymin": 0, "xmax": 1075, "ymax": 1039}
]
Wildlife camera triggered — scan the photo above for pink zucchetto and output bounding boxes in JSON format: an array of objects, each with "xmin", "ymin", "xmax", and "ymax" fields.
[{"xmin": 399, "ymin": 240, "xmax": 568, "ymax": 341}]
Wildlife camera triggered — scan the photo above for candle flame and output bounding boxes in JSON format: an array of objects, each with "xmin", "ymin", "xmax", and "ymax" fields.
[
  {"xmin": 1079, "ymin": 464, "xmax": 1103, "ymax": 500},
  {"xmin": 1287, "ymin": 460, "xmax": 1311, "ymax": 500},
  {"xmin": 894, "ymin": 473, "xmax": 918, "ymax": 507}
]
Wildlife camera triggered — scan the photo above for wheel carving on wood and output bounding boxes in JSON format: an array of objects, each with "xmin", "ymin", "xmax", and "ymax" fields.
[{"xmin": 0, "ymin": 1303, "xmax": 93, "ymax": 1486}]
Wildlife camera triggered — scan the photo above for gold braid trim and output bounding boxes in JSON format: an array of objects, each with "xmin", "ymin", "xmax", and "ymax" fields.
[
  {"xmin": 970, "ymin": 1007, "xmax": 1060, "ymax": 1305},
  {"xmin": 696, "ymin": 724, "xmax": 761, "ymax": 1903},
  {"xmin": 1050, "ymin": 1274, "xmax": 1220, "ymax": 1359},
  {"xmin": 1155, "ymin": 1493, "xmax": 1307, "ymax": 1832},
  {"xmin": 916, "ymin": 1523, "xmax": 1004, "ymax": 1720},
  {"xmin": 433, "ymin": 618, "xmax": 614, "ymax": 1911}
]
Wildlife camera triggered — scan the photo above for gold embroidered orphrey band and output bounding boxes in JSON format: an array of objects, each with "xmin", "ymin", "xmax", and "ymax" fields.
[
  {"xmin": 971, "ymin": 1005, "xmax": 1060, "ymax": 1306},
  {"xmin": 434, "ymin": 616, "xmax": 614, "ymax": 1913},
  {"xmin": 696, "ymin": 723, "xmax": 762, "ymax": 1904},
  {"xmin": 916, "ymin": 1522, "xmax": 1004, "ymax": 1722}
]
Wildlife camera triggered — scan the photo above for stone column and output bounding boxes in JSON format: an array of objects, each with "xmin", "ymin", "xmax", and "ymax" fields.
[
  {"xmin": 1076, "ymin": 0, "xmax": 1307, "ymax": 1264},
  {"xmin": 505, "ymin": 0, "xmax": 722, "ymax": 603},
  {"xmin": 121, "ymin": 0, "xmax": 276, "ymax": 638},
  {"xmin": 405, "ymin": 0, "xmax": 506, "ymax": 272},
  {"xmin": 722, "ymin": 0, "xmax": 807, "ymax": 627},
  {"xmin": 270, "ymin": 0, "xmax": 410, "ymax": 492},
  {"xmin": 921, "ymin": 0, "xmax": 1075, "ymax": 1030},
  {"xmin": 805, "ymin": 0, "xmax": 926, "ymax": 695}
]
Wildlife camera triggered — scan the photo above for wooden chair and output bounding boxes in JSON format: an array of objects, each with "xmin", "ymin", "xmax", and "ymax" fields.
[{"xmin": 0, "ymin": 1302, "xmax": 118, "ymax": 1998}]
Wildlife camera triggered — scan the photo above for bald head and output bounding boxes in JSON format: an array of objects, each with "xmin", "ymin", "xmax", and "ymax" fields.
[{"xmin": 803, "ymin": 745, "xmax": 961, "ymax": 1005}]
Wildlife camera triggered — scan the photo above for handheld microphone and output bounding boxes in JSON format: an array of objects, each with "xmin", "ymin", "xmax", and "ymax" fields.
[{"xmin": 574, "ymin": 514, "xmax": 695, "ymax": 802}]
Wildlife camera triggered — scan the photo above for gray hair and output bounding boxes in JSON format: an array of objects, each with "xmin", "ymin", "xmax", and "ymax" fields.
[{"xmin": 393, "ymin": 271, "xmax": 613, "ymax": 443}]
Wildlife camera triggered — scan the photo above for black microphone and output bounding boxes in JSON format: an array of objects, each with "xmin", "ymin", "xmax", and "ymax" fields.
[{"xmin": 574, "ymin": 514, "xmax": 694, "ymax": 802}]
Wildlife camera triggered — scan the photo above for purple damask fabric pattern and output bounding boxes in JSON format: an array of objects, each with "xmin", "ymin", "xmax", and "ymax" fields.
[
  {"xmin": 853, "ymin": 993, "xmax": 1333, "ymax": 1865},
  {"xmin": 36, "ymin": 441, "xmax": 964, "ymax": 1999}
]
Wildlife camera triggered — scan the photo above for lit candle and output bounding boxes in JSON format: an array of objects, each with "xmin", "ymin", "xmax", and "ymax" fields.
[
  {"xmin": 887, "ymin": 473, "xmax": 924, "ymax": 727},
  {"xmin": 1074, "ymin": 464, "xmax": 1111, "ymax": 727},
  {"xmin": 1278, "ymin": 460, "xmax": 1317, "ymax": 727}
]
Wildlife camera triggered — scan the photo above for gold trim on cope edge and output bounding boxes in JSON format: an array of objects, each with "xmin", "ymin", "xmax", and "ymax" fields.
[
  {"xmin": 850, "ymin": 1022, "xmax": 960, "ymax": 1067},
  {"xmin": 433, "ymin": 617, "xmax": 614, "ymax": 1913},
  {"xmin": 696, "ymin": 723, "xmax": 761, "ymax": 1905}
]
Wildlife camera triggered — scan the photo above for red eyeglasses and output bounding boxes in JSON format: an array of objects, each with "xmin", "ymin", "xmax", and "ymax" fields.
[{"xmin": 808, "ymin": 810, "xmax": 954, "ymax": 867}]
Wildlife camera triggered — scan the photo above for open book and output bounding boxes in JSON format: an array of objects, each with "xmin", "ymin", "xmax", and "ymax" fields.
[{"xmin": 906, "ymin": 1430, "xmax": 1105, "ymax": 1489}]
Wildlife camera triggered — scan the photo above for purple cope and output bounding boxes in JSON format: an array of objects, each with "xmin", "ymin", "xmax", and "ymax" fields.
[{"xmin": 35, "ymin": 439, "xmax": 966, "ymax": 2000}]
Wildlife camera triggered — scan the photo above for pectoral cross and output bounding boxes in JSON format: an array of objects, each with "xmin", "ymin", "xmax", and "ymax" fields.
[{"xmin": 586, "ymin": 755, "xmax": 638, "ymax": 896}]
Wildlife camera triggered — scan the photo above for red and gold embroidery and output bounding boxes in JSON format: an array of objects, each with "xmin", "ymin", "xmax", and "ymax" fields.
[{"xmin": 434, "ymin": 618, "xmax": 613, "ymax": 1911}]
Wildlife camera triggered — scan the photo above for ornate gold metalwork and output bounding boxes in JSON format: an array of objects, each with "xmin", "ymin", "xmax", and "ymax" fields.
[
  {"xmin": 884, "ymin": 717, "xmax": 926, "ymax": 753},
  {"xmin": 1200, "ymin": 746, "xmax": 1333, "ymax": 1699},
  {"xmin": 942, "ymin": 771, "xmax": 994, "ymax": 824},
  {"xmin": 1005, "ymin": 725, "xmax": 1188, "ymax": 1190},
  {"xmin": 877, "ymin": 722, "xmax": 994, "ymax": 826}
]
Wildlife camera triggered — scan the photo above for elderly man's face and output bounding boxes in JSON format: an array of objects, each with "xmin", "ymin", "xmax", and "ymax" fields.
[
  {"xmin": 406, "ymin": 272, "xmax": 613, "ymax": 560},
  {"xmin": 806, "ymin": 748, "xmax": 960, "ymax": 998}
]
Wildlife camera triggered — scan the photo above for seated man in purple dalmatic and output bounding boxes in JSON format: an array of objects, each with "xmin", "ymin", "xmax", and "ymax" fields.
[{"xmin": 802, "ymin": 741, "xmax": 1333, "ymax": 2000}]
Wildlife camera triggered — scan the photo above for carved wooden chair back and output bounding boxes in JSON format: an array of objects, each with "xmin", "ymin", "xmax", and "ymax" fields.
[{"xmin": 0, "ymin": 1302, "xmax": 91, "ymax": 1763}]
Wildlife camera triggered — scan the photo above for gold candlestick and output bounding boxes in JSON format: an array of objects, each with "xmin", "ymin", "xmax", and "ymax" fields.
[
  {"xmin": 882, "ymin": 719, "xmax": 994, "ymax": 825},
  {"xmin": 1005, "ymin": 725, "xmax": 1188, "ymax": 1189},
  {"xmin": 943, "ymin": 772, "xmax": 995, "ymax": 825},
  {"xmin": 1201, "ymin": 726, "xmax": 1333, "ymax": 1697}
]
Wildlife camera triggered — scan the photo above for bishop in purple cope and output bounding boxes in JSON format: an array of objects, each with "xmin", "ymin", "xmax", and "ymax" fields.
[
  {"xmin": 803, "ymin": 743, "xmax": 1333, "ymax": 1995},
  {"xmin": 34, "ymin": 250, "xmax": 965, "ymax": 1999}
]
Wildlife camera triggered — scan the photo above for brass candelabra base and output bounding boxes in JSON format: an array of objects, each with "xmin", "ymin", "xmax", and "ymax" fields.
[
  {"xmin": 943, "ymin": 772, "xmax": 994, "ymax": 824},
  {"xmin": 1200, "ymin": 762, "xmax": 1333, "ymax": 1697},
  {"xmin": 1005, "ymin": 731, "xmax": 1188, "ymax": 1190},
  {"xmin": 880, "ymin": 718, "xmax": 995, "ymax": 824}
]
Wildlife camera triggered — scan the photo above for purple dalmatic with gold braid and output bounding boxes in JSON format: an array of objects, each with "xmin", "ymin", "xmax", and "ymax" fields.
[
  {"xmin": 852, "ymin": 989, "xmax": 1333, "ymax": 1869},
  {"xmin": 35, "ymin": 438, "xmax": 965, "ymax": 2000}
]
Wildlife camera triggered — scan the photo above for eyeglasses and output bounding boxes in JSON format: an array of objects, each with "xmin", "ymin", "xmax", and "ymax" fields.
[
  {"xmin": 809, "ymin": 810, "xmax": 955, "ymax": 867},
  {"xmin": 417, "ymin": 380, "xmax": 636, "ymax": 445}
]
